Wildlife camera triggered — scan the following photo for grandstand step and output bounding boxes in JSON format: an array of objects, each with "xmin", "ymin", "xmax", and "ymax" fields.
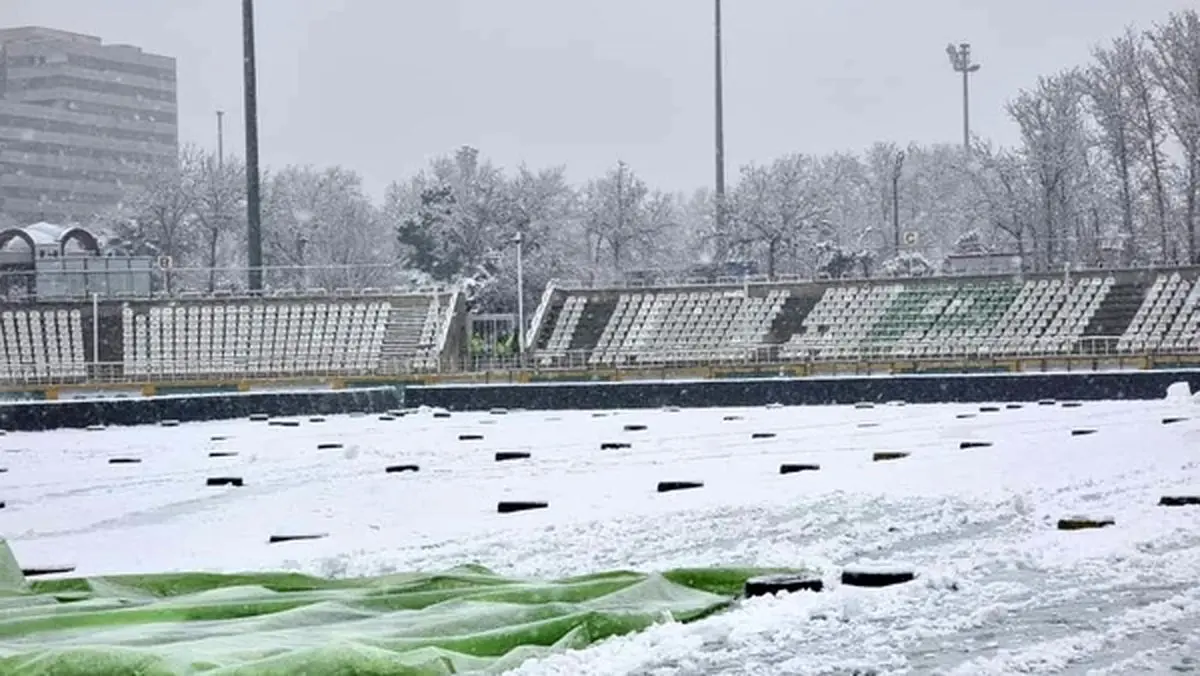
[
  {"xmin": 767, "ymin": 294, "xmax": 821, "ymax": 344},
  {"xmin": 1081, "ymin": 281, "xmax": 1144, "ymax": 341},
  {"xmin": 569, "ymin": 298, "xmax": 617, "ymax": 354}
]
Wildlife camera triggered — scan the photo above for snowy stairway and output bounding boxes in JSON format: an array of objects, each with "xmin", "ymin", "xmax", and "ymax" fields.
[{"xmin": 379, "ymin": 299, "xmax": 433, "ymax": 362}]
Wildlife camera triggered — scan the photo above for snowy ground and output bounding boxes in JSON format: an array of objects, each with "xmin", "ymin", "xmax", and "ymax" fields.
[{"xmin": 3, "ymin": 395, "xmax": 1200, "ymax": 675}]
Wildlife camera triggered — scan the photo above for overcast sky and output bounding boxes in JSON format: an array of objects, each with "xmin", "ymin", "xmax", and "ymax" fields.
[{"xmin": 6, "ymin": 0, "xmax": 1196, "ymax": 198}]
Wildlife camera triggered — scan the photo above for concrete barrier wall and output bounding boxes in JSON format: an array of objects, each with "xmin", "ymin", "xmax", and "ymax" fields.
[
  {"xmin": 405, "ymin": 369, "xmax": 1200, "ymax": 411},
  {"xmin": 0, "ymin": 387, "xmax": 403, "ymax": 431}
]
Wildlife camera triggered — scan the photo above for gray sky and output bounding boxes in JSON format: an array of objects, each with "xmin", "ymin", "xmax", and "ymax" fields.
[{"xmin": 7, "ymin": 0, "xmax": 1196, "ymax": 198}]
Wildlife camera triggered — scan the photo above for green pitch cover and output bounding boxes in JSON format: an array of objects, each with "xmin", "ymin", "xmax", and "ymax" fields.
[{"xmin": 0, "ymin": 541, "xmax": 802, "ymax": 674}]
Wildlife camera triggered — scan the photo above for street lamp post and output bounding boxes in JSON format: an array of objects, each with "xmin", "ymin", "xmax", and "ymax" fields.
[
  {"xmin": 514, "ymin": 232, "xmax": 524, "ymax": 359},
  {"xmin": 216, "ymin": 110, "xmax": 225, "ymax": 169},
  {"xmin": 946, "ymin": 43, "xmax": 981, "ymax": 152}
]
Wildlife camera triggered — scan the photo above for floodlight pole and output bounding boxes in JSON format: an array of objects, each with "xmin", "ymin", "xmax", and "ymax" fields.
[
  {"xmin": 947, "ymin": 43, "xmax": 981, "ymax": 152},
  {"xmin": 243, "ymin": 0, "xmax": 264, "ymax": 291},
  {"xmin": 714, "ymin": 0, "xmax": 727, "ymax": 236}
]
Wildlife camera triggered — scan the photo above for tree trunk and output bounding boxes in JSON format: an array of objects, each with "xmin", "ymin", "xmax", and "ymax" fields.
[
  {"xmin": 766, "ymin": 238, "xmax": 777, "ymax": 280},
  {"xmin": 207, "ymin": 228, "xmax": 219, "ymax": 292},
  {"xmin": 1188, "ymin": 150, "xmax": 1199, "ymax": 263},
  {"xmin": 1114, "ymin": 131, "xmax": 1137, "ymax": 265}
]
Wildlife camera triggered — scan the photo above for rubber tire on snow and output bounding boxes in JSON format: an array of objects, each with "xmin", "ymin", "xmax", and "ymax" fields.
[
  {"xmin": 657, "ymin": 481, "xmax": 703, "ymax": 493},
  {"xmin": 744, "ymin": 574, "xmax": 824, "ymax": 597},
  {"xmin": 497, "ymin": 501, "xmax": 548, "ymax": 514},
  {"xmin": 1057, "ymin": 516, "xmax": 1114, "ymax": 530},
  {"xmin": 206, "ymin": 476, "xmax": 244, "ymax": 487},
  {"xmin": 268, "ymin": 534, "xmax": 327, "ymax": 544}
]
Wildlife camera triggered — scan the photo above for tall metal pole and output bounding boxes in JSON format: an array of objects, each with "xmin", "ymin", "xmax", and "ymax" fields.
[
  {"xmin": 891, "ymin": 151, "xmax": 903, "ymax": 255},
  {"xmin": 243, "ymin": 0, "xmax": 264, "ymax": 291},
  {"xmin": 946, "ymin": 43, "xmax": 980, "ymax": 152},
  {"xmin": 91, "ymin": 292, "xmax": 99, "ymax": 365},
  {"xmin": 961, "ymin": 66, "xmax": 970, "ymax": 151},
  {"xmin": 216, "ymin": 110, "xmax": 225, "ymax": 169},
  {"xmin": 515, "ymin": 232, "xmax": 525, "ymax": 357},
  {"xmin": 714, "ymin": 0, "xmax": 726, "ymax": 235}
]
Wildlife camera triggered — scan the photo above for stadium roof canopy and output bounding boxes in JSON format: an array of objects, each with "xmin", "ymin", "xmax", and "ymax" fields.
[{"xmin": 0, "ymin": 222, "xmax": 101, "ymax": 258}]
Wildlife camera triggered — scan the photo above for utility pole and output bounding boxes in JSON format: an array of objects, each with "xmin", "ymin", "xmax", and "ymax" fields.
[
  {"xmin": 714, "ymin": 0, "xmax": 727, "ymax": 236},
  {"xmin": 243, "ymin": 0, "xmax": 264, "ymax": 291},
  {"xmin": 216, "ymin": 110, "xmax": 225, "ymax": 169},
  {"xmin": 946, "ymin": 43, "xmax": 981, "ymax": 152}
]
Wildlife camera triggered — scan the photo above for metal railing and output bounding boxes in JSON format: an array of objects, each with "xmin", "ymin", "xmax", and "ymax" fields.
[
  {"xmin": 550, "ymin": 262, "xmax": 1200, "ymax": 292},
  {"xmin": 0, "ymin": 338, "xmax": 1190, "ymax": 389},
  {"xmin": 0, "ymin": 263, "xmax": 455, "ymax": 304}
]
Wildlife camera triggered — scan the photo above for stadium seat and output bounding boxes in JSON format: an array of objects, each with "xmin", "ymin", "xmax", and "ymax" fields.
[
  {"xmin": 584, "ymin": 288, "xmax": 789, "ymax": 365},
  {"xmin": 115, "ymin": 294, "xmax": 407, "ymax": 380}
]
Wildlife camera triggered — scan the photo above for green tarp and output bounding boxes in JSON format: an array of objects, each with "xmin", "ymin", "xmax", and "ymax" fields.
[{"xmin": 0, "ymin": 541, "xmax": 797, "ymax": 675}]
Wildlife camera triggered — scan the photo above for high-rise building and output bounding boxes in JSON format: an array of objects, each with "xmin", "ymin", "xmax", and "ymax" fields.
[{"xmin": 0, "ymin": 26, "xmax": 178, "ymax": 226}]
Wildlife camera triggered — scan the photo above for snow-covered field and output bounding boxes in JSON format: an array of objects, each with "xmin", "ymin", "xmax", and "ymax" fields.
[{"xmin": 4, "ymin": 393, "xmax": 1200, "ymax": 675}]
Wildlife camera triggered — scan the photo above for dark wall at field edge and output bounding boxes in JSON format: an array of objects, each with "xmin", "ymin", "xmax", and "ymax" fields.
[
  {"xmin": 404, "ymin": 370, "xmax": 1200, "ymax": 411},
  {"xmin": 0, "ymin": 387, "xmax": 401, "ymax": 431}
]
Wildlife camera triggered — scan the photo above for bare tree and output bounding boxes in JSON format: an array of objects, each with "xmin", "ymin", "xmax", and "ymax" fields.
[
  {"xmin": 1147, "ymin": 10, "xmax": 1200, "ymax": 262},
  {"xmin": 264, "ymin": 165, "xmax": 388, "ymax": 289},
  {"xmin": 964, "ymin": 139, "xmax": 1038, "ymax": 268},
  {"xmin": 1085, "ymin": 38, "xmax": 1140, "ymax": 264},
  {"xmin": 1007, "ymin": 71, "xmax": 1088, "ymax": 270},
  {"xmin": 728, "ymin": 154, "xmax": 830, "ymax": 279},
  {"xmin": 192, "ymin": 151, "xmax": 246, "ymax": 290},
  {"xmin": 111, "ymin": 144, "xmax": 203, "ymax": 264},
  {"xmin": 579, "ymin": 161, "xmax": 675, "ymax": 274}
]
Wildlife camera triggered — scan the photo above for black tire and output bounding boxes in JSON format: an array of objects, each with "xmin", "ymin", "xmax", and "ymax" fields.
[
  {"xmin": 497, "ymin": 501, "xmax": 548, "ymax": 514},
  {"xmin": 744, "ymin": 574, "xmax": 823, "ymax": 597}
]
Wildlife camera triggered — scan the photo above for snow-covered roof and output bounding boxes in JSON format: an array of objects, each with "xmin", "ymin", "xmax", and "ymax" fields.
[{"xmin": 0, "ymin": 222, "xmax": 101, "ymax": 256}]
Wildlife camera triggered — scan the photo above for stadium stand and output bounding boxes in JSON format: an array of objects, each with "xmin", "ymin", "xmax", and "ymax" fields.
[
  {"xmin": 0, "ymin": 288, "xmax": 458, "ymax": 385},
  {"xmin": 5, "ymin": 266, "xmax": 1200, "ymax": 388},
  {"xmin": 1117, "ymin": 272, "xmax": 1200, "ymax": 354},
  {"xmin": 527, "ymin": 270, "xmax": 1187, "ymax": 366},
  {"xmin": 0, "ymin": 307, "xmax": 87, "ymax": 381},
  {"xmin": 121, "ymin": 300, "xmax": 392, "ymax": 378}
]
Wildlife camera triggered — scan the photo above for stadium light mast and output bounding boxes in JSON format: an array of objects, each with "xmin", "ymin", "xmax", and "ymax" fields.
[
  {"xmin": 714, "ymin": 0, "xmax": 727, "ymax": 237},
  {"xmin": 946, "ymin": 43, "xmax": 981, "ymax": 152},
  {"xmin": 243, "ymin": 0, "xmax": 264, "ymax": 291}
]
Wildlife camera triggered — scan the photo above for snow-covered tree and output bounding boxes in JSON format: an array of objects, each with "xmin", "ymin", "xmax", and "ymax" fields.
[
  {"xmin": 1085, "ymin": 35, "xmax": 1141, "ymax": 264},
  {"xmin": 389, "ymin": 146, "xmax": 511, "ymax": 290},
  {"xmin": 727, "ymin": 154, "xmax": 830, "ymax": 279},
  {"xmin": 1007, "ymin": 71, "xmax": 1089, "ymax": 270},
  {"xmin": 108, "ymin": 144, "xmax": 204, "ymax": 263},
  {"xmin": 1147, "ymin": 10, "xmax": 1200, "ymax": 262},
  {"xmin": 963, "ymin": 139, "xmax": 1038, "ymax": 267},
  {"xmin": 880, "ymin": 251, "xmax": 935, "ymax": 278},
  {"xmin": 263, "ymin": 165, "xmax": 388, "ymax": 289},
  {"xmin": 579, "ymin": 161, "xmax": 676, "ymax": 276},
  {"xmin": 192, "ymin": 152, "xmax": 246, "ymax": 290},
  {"xmin": 474, "ymin": 165, "xmax": 577, "ymax": 313}
]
